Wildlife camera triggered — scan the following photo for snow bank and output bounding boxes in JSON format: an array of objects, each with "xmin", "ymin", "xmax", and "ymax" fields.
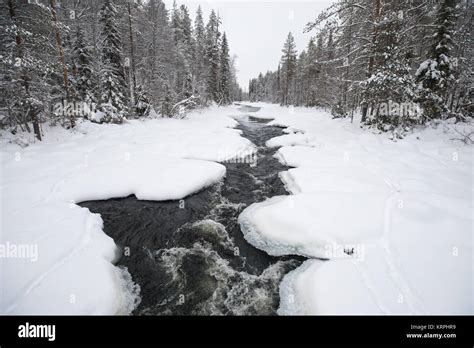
[
  {"xmin": 278, "ymin": 259, "xmax": 384, "ymax": 315},
  {"xmin": 238, "ymin": 193, "xmax": 387, "ymax": 258},
  {"xmin": 238, "ymin": 104, "xmax": 473, "ymax": 314},
  {"xmin": 266, "ymin": 133, "xmax": 316, "ymax": 148},
  {"xmin": 1, "ymin": 105, "xmax": 253, "ymax": 314},
  {"xmin": 54, "ymin": 156, "xmax": 225, "ymax": 203}
]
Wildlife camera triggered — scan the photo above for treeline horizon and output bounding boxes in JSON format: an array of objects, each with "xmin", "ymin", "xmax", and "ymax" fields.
[
  {"xmin": 248, "ymin": 0, "xmax": 472, "ymax": 132},
  {"xmin": 1, "ymin": 0, "xmax": 243, "ymax": 141}
]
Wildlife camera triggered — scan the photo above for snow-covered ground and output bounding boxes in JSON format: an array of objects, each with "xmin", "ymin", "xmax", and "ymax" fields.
[
  {"xmin": 1, "ymin": 103, "xmax": 472, "ymax": 315},
  {"xmin": 239, "ymin": 103, "xmax": 473, "ymax": 315},
  {"xmin": 0, "ymin": 105, "xmax": 254, "ymax": 314}
]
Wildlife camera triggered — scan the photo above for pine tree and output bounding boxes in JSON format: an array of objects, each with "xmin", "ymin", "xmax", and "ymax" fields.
[
  {"xmin": 280, "ymin": 32, "xmax": 297, "ymax": 106},
  {"xmin": 193, "ymin": 5, "xmax": 207, "ymax": 103},
  {"xmin": 361, "ymin": 1, "xmax": 420, "ymax": 129},
  {"xmin": 230, "ymin": 54, "xmax": 241, "ymax": 101},
  {"xmin": 50, "ymin": 0, "xmax": 74, "ymax": 127},
  {"xmin": 178, "ymin": 4, "xmax": 194, "ymax": 62},
  {"xmin": 0, "ymin": 0, "xmax": 242, "ymax": 131},
  {"xmin": 141, "ymin": 0, "xmax": 175, "ymax": 112},
  {"xmin": 72, "ymin": 27, "xmax": 95, "ymax": 106},
  {"xmin": 98, "ymin": 0, "xmax": 128, "ymax": 123},
  {"xmin": 276, "ymin": 64, "xmax": 281, "ymax": 103},
  {"xmin": 219, "ymin": 32, "xmax": 232, "ymax": 105},
  {"xmin": 172, "ymin": 4, "xmax": 194, "ymax": 102},
  {"xmin": 452, "ymin": 0, "xmax": 473, "ymax": 118},
  {"xmin": 416, "ymin": 0, "xmax": 458, "ymax": 119},
  {"xmin": 205, "ymin": 10, "xmax": 221, "ymax": 103},
  {"xmin": 247, "ymin": 0, "xmax": 471, "ymax": 129},
  {"xmin": 125, "ymin": 0, "xmax": 138, "ymax": 109},
  {"xmin": 295, "ymin": 50, "xmax": 307, "ymax": 106},
  {"xmin": 1, "ymin": 0, "xmax": 58, "ymax": 139},
  {"xmin": 304, "ymin": 38, "xmax": 320, "ymax": 107},
  {"xmin": 161, "ymin": 82, "xmax": 175, "ymax": 117}
]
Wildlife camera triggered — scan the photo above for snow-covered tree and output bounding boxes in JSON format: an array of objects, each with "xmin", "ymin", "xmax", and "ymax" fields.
[
  {"xmin": 134, "ymin": 84, "xmax": 153, "ymax": 118},
  {"xmin": 161, "ymin": 82, "xmax": 175, "ymax": 118},
  {"xmin": 140, "ymin": 0, "xmax": 175, "ymax": 112},
  {"xmin": 0, "ymin": 0, "xmax": 58, "ymax": 139},
  {"xmin": 205, "ymin": 10, "xmax": 221, "ymax": 103},
  {"xmin": 249, "ymin": 0, "xmax": 471, "ymax": 130},
  {"xmin": 172, "ymin": 4, "xmax": 194, "ymax": 103},
  {"xmin": 98, "ymin": 0, "xmax": 128, "ymax": 123},
  {"xmin": 125, "ymin": 0, "xmax": 139, "ymax": 109},
  {"xmin": 219, "ymin": 32, "xmax": 232, "ymax": 105},
  {"xmin": 303, "ymin": 38, "xmax": 320, "ymax": 107},
  {"xmin": 416, "ymin": 0, "xmax": 459, "ymax": 119},
  {"xmin": 361, "ymin": 1, "xmax": 421, "ymax": 129},
  {"xmin": 49, "ymin": 0, "xmax": 74, "ymax": 127},
  {"xmin": 193, "ymin": 5, "xmax": 207, "ymax": 103},
  {"xmin": 230, "ymin": 54, "xmax": 242, "ymax": 101},
  {"xmin": 72, "ymin": 26, "xmax": 95, "ymax": 106},
  {"xmin": 0, "ymin": 0, "xmax": 239, "ymax": 134},
  {"xmin": 280, "ymin": 32, "xmax": 297, "ymax": 106}
]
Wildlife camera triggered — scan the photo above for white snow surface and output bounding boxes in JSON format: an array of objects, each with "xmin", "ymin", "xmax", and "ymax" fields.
[
  {"xmin": 1, "ymin": 105, "xmax": 253, "ymax": 314},
  {"xmin": 238, "ymin": 103, "xmax": 473, "ymax": 315}
]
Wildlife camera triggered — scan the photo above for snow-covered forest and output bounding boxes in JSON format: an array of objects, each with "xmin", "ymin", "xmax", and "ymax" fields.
[
  {"xmin": 1, "ymin": 0, "xmax": 242, "ymax": 140},
  {"xmin": 249, "ymin": 0, "xmax": 472, "ymax": 133},
  {"xmin": 0, "ymin": 0, "xmax": 473, "ymax": 319}
]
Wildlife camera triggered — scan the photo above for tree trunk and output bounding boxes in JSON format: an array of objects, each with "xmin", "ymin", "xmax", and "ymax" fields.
[
  {"xmin": 362, "ymin": 0, "xmax": 381, "ymax": 124},
  {"xmin": 31, "ymin": 109, "xmax": 42, "ymax": 141},
  {"xmin": 127, "ymin": 2, "xmax": 137, "ymax": 105},
  {"xmin": 8, "ymin": 0, "xmax": 42, "ymax": 140}
]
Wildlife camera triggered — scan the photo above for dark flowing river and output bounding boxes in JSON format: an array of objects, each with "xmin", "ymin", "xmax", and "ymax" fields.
[{"xmin": 80, "ymin": 106, "xmax": 303, "ymax": 315}]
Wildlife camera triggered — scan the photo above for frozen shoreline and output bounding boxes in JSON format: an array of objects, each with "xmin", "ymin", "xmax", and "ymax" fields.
[
  {"xmin": 1, "ymin": 103, "xmax": 472, "ymax": 314},
  {"xmin": 238, "ymin": 103, "xmax": 473, "ymax": 315},
  {"xmin": 1, "ymin": 105, "xmax": 253, "ymax": 314}
]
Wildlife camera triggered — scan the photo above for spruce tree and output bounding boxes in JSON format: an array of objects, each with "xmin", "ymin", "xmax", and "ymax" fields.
[
  {"xmin": 1, "ymin": 0, "xmax": 57, "ymax": 139},
  {"xmin": 219, "ymin": 33, "xmax": 232, "ymax": 105},
  {"xmin": 361, "ymin": 1, "xmax": 420, "ymax": 130},
  {"xmin": 141, "ymin": 0, "xmax": 175, "ymax": 111},
  {"xmin": 179, "ymin": 4, "xmax": 194, "ymax": 62},
  {"xmin": 98, "ymin": 0, "xmax": 128, "ymax": 123},
  {"xmin": 280, "ymin": 32, "xmax": 297, "ymax": 106},
  {"xmin": 205, "ymin": 10, "xmax": 221, "ymax": 103},
  {"xmin": 416, "ymin": 0, "xmax": 458, "ymax": 119},
  {"xmin": 72, "ymin": 27, "xmax": 95, "ymax": 106},
  {"xmin": 161, "ymin": 82, "xmax": 175, "ymax": 118},
  {"xmin": 193, "ymin": 5, "xmax": 207, "ymax": 103},
  {"xmin": 304, "ymin": 38, "xmax": 319, "ymax": 107},
  {"xmin": 171, "ymin": 3, "xmax": 195, "ymax": 104}
]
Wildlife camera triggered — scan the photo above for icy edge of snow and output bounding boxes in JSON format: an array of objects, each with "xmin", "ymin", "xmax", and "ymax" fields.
[
  {"xmin": 1, "ymin": 104, "xmax": 252, "ymax": 315},
  {"xmin": 240, "ymin": 104, "xmax": 473, "ymax": 315}
]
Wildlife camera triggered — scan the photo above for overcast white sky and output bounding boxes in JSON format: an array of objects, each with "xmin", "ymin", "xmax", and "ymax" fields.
[{"xmin": 164, "ymin": 0, "xmax": 335, "ymax": 91}]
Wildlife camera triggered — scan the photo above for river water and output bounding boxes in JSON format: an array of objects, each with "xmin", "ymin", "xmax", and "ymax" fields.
[{"xmin": 80, "ymin": 107, "xmax": 303, "ymax": 315}]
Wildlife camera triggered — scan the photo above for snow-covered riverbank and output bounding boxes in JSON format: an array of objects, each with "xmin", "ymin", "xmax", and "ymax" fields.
[
  {"xmin": 239, "ymin": 103, "xmax": 473, "ymax": 314},
  {"xmin": 1, "ymin": 103, "xmax": 472, "ymax": 315},
  {"xmin": 1, "ymin": 105, "xmax": 253, "ymax": 314}
]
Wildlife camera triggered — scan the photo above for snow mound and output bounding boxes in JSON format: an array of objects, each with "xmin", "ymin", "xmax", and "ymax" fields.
[
  {"xmin": 266, "ymin": 133, "xmax": 316, "ymax": 148},
  {"xmin": 238, "ymin": 193, "xmax": 387, "ymax": 259},
  {"xmin": 54, "ymin": 156, "xmax": 225, "ymax": 202},
  {"xmin": 278, "ymin": 259, "xmax": 384, "ymax": 315},
  {"xmin": 238, "ymin": 104, "xmax": 473, "ymax": 315},
  {"xmin": 1, "ymin": 104, "xmax": 253, "ymax": 314}
]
